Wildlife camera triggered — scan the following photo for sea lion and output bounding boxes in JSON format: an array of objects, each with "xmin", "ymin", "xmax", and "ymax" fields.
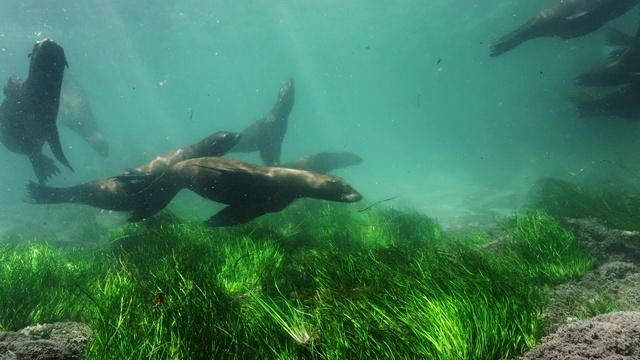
[
  {"xmin": 606, "ymin": 27, "xmax": 635, "ymax": 47},
  {"xmin": 26, "ymin": 131, "xmax": 241, "ymax": 221},
  {"xmin": 280, "ymin": 152, "xmax": 363, "ymax": 174},
  {"xmin": 0, "ymin": 38, "xmax": 73, "ymax": 183},
  {"xmin": 59, "ymin": 74, "xmax": 109, "ymax": 157},
  {"xmin": 230, "ymin": 76, "xmax": 294, "ymax": 166},
  {"xmin": 574, "ymin": 84, "xmax": 640, "ymax": 119},
  {"xmin": 166, "ymin": 157, "xmax": 362, "ymax": 227},
  {"xmin": 574, "ymin": 24, "xmax": 640, "ymax": 86},
  {"xmin": 490, "ymin": 0, "xmax": 640, "ymax": 57}
]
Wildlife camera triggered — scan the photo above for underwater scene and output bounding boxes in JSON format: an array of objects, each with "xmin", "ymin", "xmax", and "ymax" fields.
[{"xmin": 2, "ymin": 0, "xmax": 640, "ymax": 359}]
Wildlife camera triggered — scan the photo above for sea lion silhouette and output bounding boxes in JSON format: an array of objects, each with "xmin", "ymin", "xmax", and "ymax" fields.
[
  {"xmin": 0, "ymin": 38, "xmax": 73, "ymax": 183},
  {"xmin": 575, "ymin": 24, "xmax": 640, "ymax": 86},
  {"xmin": 230, "ymin": 77, "xmax": 295, "ymax": 166},
  {"xmin": 575, "ymin": 84, "xmax": 640, "ymax": 119},
  {"xmin": 490, "ymin": 0, "xmax": 640, "ymax": 57},
  {"xmin": 59, "ymin": 74, "xmax": 109, "ymax": 157}
]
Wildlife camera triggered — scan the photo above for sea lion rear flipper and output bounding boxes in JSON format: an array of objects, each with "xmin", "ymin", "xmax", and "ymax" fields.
[
  {"xmin": 46, "ymin": 128, "xmax": 74, "ymax": 172},
  {"xmin": 206, "ymin": 205, "xmax": 270, "ymax": 227},
  {"xmin": 29, "ymin": 153, "xmax": 61, "ymax": 184}
]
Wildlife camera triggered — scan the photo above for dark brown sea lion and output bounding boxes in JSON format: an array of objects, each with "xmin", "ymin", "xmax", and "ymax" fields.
[
  {"xmin": 59, "ymin": 74, "xmax": 109, "ymax": 157},
  {"xmin": 26, "ymin": 131, "xmax": 241, "ymax": 221},
  {"xmin": 490, "ymin": 0, "xmax": 640, "ymax": 57},
  {"xmin": 574, "ymin": 24, "xmax": 640, "ymax": 86},
  {"xmin": 230, "ymin": 77, "xmax": 294, "ymax": 166},
  {"xmin": 575, "ymin": 84, "xmax": 640, "ymax": 119},
  {"xmin": 281, "ymin": 152, "xmax": 363, "ymax": 174},
  {"xmin": 0, "ymin": 38, "xmax": 73, "ymax": 183},
  {"xmin": 166, "ymin": 157, "xmax": 362, "ymax": 227}
]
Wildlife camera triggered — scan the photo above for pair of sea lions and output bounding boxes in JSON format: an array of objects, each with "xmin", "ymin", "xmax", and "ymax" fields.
[
  {"xmin": 27, "ymin": 131, "xmax": 363, "ymax": 226},
  {"xmin": 27, "ymin": 131, "xmax": 242, "ymax": 222},
  {"xmin": 574, "ymin": 26, "xmax": 640, "ymax": 86},
  {"xmin": 490, "ymin": 0, "xmax": 640, "ymax": 57},
  {"xmin": 573, "ymin": 25, "xmax": 640, "ymax": 119},
  {"xmin": 230, "ymin": 76, "xmax": 295, "ymax": 166},
  {"xmin": 0, "ymin": 38, "xmax": 74, "ymax": 184}
]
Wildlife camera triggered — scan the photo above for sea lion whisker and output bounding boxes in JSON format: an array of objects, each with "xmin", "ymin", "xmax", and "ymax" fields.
[{"xmin": 357, "ymin": 196, "xmax": 398, "ymax": 212}]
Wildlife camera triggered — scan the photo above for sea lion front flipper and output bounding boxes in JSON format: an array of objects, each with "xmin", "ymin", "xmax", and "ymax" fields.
[
  {"xmin": 46, "ymin": 127, "xmax": 74, "ymax": 173},
  {"xmin": 259, "ymin": 141, "xmax": 281, "ymax": 166},
  {"xmin": 29, "ymin": 153, "xmax": 61, "ymax": 184},
  {"xmin": 206, "ymin": 205, "xmax": 270, "ymax": 227}
]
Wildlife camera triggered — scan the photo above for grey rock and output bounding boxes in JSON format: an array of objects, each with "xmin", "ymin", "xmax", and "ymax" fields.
[{"xmin": 0, "ymin": 322, "xmax": 91, "ymax": 360}]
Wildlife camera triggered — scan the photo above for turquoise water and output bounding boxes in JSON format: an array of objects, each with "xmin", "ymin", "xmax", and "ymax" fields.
[{"xmin": 1, "ymin": 1, "xmax": 639, "ymax": 236}]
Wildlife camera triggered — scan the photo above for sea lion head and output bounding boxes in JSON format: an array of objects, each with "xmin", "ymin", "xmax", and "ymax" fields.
[
  {"xmin": 274, "ymin": 76, "xmax": 295, "ymax": 113},
  {"xmin": 28, "ymin": 38, "xmax": 68, "ymax": 82},
  {"xmin": 199, "ymin": 131, "xmax": 242, "ymax": 157},
  {"xmin": 314, "ymin": 174, "xmax": 362, "ymax": 203}
]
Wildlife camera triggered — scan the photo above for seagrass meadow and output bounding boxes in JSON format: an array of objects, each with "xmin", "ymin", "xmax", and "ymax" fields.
[{"xmin": 0, "ymin": 187, "xmax": 607, "ymax": 360}]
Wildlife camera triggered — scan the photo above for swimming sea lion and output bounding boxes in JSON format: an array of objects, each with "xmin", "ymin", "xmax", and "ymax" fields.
[
  {"xmin": 26, "ymin": 131, "xmax": 241, "ymax": 221},
  {"xmin": 281, "ymin": 152, "xmax": 363, "ymax": 174},
  {"xmin": 59, "ymin": 74, "xmax": 109, "ymax": 157},
  {"xmin": 230, "ymin": 77, "xmax": 294, "ymax": 166},
  {"xmin": 125, "ymin": 131, "xmax": 242, "ymax": 175},
  {"xmin": 574, "ymin": 24, "xmax": 640, "ymax": 86},
  {"xmin": 0, "ymin": 38, "xmax": 73, "ymax": 183},
  {"xmin": 490, "ymin": 0, "xmax": 640, "ymax": 57},
  {"xmin": 606, "ymin": 27, "xmax": 635, "ymax": 47},
  {"xmin": 574, "ymin": 84, "xmax": 640, "ymax": 119},
  {"xmin": 166, "ymin": 157, "xmax": 362, "ymax": 227}
]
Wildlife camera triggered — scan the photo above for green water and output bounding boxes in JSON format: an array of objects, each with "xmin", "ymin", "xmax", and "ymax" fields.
[{"xmin": 0, "ymin": 1, "xmax": 639, "ymax": 232}]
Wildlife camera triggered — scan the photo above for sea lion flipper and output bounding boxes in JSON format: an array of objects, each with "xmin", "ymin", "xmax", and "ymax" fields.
[
  {"xmin": 46, "ymin": 127, "xmax": 74, "ymax": 172},
  {"xmin": 29, "ymin": 153, "xmax": 61, "ymax": 184},
  {"xmin": 206, "ymin": 205, "xmax": 269, "ymax": 227},
  {"xmin": 259, "ymin": 141, "xmax": 281, "ymax": 166}
]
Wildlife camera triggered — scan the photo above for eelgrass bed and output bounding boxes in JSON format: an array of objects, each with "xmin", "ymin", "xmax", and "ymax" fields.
[{"xmin": 0, "ymin": 201, "xmax": 594, "ymax": 359}]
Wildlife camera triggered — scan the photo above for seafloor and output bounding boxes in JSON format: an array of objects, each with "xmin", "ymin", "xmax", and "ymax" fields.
[{"xmin": 2, "ymin": 177, "xmax": 640, "ymax": 359}]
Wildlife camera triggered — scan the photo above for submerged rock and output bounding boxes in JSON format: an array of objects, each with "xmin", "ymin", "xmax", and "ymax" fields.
[
  {"xmin": 519, "ymin": 311, "xmax": 640, "ymax": 360},
  {"xmin": 0, "ymin": 322, "xmax": 91, "ymax": 360}
]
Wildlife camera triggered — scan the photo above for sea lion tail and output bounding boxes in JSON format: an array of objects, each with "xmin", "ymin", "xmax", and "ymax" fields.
[{"xmin": 26, "ymin": 181, "xmax": 69, "ymax": 204}]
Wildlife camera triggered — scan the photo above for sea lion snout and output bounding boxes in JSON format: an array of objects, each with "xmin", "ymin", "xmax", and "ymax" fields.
[
  {"xmin": 29, "ymin": 39, "xmax": 68, "ymax": 70},
  {"xmin": 321, "ymin": 177, "xmax": 362, "ymax": 203},
  {"xmin": 343, "ymin": 189, "xmax": 363, "ymax": 203}
]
